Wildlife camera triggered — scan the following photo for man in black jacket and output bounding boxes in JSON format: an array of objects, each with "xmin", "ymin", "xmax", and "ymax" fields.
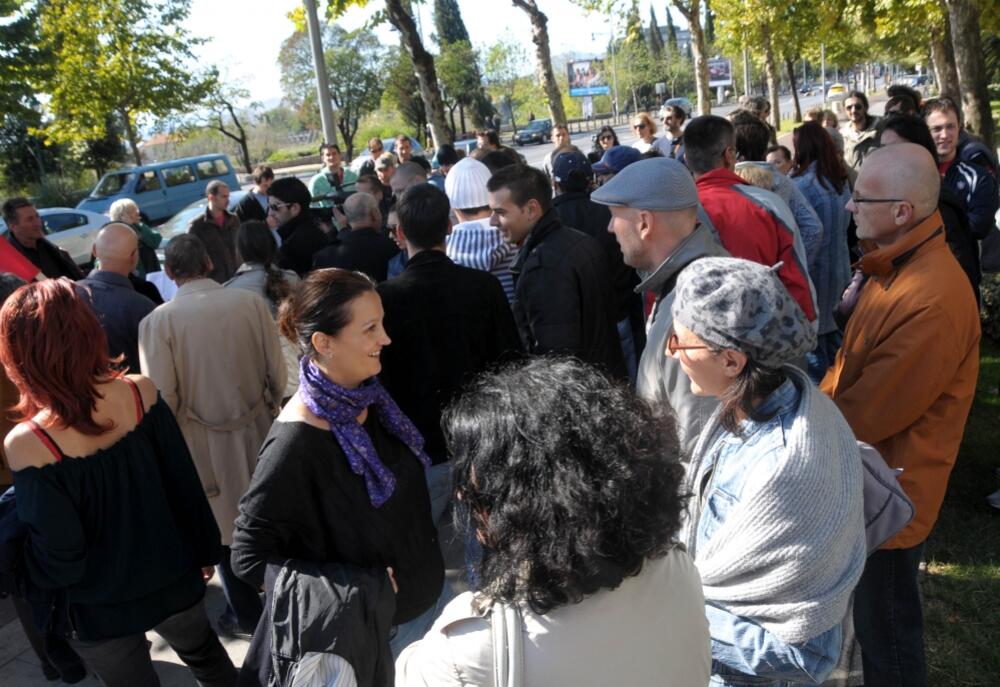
[
  {"xmin": 233, "ymin": 165, "xmax": 274, "ymax": 223},
  {"xmin": 267, "ymin": 177, "xmax": 327, "ymax": 276},
  {"xmin": 487, "ymin": 165, "xmax": 626, "ymax": 379},
  {"xmin": 551, "ymin": 150, "xmax": 644, "ymax": 382},
  {"xmin": 2, "ymin": 198, "xmax": 82, "ymax": 280},
  {"xmin": 312, "ymin": 192, "xmax": 399, "ymax": 280},
  {"xmin": 378, "ymin": 183, "xmax": 522, "ymax": 523}
]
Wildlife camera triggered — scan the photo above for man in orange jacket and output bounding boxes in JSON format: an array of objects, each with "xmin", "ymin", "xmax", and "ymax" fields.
[{"xmin": 821, "ymin": 143, "xmax": 980, "ymax": 687}]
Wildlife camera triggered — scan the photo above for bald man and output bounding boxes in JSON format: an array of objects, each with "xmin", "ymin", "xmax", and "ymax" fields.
[
  {"xmin": 389, "ymin": 161, "xmax": 428, "ymax": 199},
  {"xmin": 311, "ymin": 191, "xmax": 400, "ymax": 280},
  {"xmin": 79, "ymin": 223, "xmax": 158, "ymax": 373},
  {"xmin": 821, "ymin": 143, "xmax": 980, "ymax": 686}
]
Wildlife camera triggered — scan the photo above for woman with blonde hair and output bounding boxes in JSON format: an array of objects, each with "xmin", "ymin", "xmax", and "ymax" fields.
[{"xmin": 630, "ymin": 112, "xmax": 672, "ymax": 156}]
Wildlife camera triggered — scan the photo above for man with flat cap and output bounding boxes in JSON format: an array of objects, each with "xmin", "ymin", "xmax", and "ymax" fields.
[{"xmin": 591, "ymin": 157, "xmax": 729, "ymax": 456}]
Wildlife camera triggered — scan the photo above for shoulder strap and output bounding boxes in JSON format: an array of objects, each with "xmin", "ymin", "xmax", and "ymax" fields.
[
  {"xmin": 491, "ymin": 602, "xmax": 524, "ymax": 687},
  {"xmin": 25, "ymin": 420, "xmax": 64, "ymax": 462},
  {"xmin": 122, "ymin": 377, "xmax": 145, "ymax": 421}
]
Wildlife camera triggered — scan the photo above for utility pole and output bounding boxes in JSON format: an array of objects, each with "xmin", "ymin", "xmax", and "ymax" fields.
[
  {"xmin": 304, "ymin": 0, "xmax": 337, "ymax": 146},
  {"xmin": 609, "ymin": 15, "xmax": 621, "ymax": 119},
  {"xmin": 743, "ymin": 48, "xmax": 751, "ymax": 97},
  {"xmin": 820, "ymin": 43, "xmax": 826, "ymax": 108}
]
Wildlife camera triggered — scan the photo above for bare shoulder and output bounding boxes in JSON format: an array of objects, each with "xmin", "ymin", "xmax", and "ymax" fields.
[
  {"xmin": 277, "ymin": 396, "xmax": 328, "ymax": 430},
  {"xmin": 125, "ymin": 374, "xmax": 159, "ymax": 412},
  {"xmin": 3, "ymin": 423, "xmax": 58, "ymax": 471}
]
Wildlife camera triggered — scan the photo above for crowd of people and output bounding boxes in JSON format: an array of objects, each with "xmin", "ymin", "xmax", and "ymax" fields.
[{"xmin": 0, "ymin": 82, "xmax": 994, "ymax": 687}]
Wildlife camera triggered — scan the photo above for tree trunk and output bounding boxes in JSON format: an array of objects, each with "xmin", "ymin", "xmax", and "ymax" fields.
[
  {"xmin": 223, "ymin": 101, "xmax": 252, "ymax": 173},
  {"xmin": 945, "ymin": 0, "xmax": 995, "ymax": 149},
  {"xmin": 459, "ymin": 103, "xmax": 466, "ymax": 138},
  {"xmin": 385, "ymin": 0, "xmax": 453, "ymax": 148},
  {"xmin": 674, "ymin": 0, "xmax": 712, "ymax": 115},
  {"xmin": 785, "ymin": 56, "xmax": 802, "ymax": 123},
  {"xmin": 762, "ymin": 23, "xmax": 780, "ymax": 129},
  {"xmin": 930, "ymin": 3, "xmax": 961, "ymax": 101},
  {"xmin": 511, "ymin": 0, "xmax": 568, "ymax": 125},
  {"xmin": 120, "ymin": 109, "xmax": 142, "ymax": 165}
]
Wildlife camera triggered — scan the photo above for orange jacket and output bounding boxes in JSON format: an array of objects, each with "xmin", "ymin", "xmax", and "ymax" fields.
[{"xmin": 821, "ymin": 211, "xmax": 980, "ymax": 549}]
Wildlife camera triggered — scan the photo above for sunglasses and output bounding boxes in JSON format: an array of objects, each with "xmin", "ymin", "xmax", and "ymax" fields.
[
  {"xmin": 845, "ymin": 104, "xmax": 865, "ymax": 110},
  {"xmin": 633, "ymin": 123, "xmax": 647, "ymax": 130},
  {"xmin": 267, "ymin": 201, "xmax": 290, "ymax": 213}
]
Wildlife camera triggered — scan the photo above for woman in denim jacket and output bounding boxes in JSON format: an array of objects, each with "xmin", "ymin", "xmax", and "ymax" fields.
[{"xmin": 669, "ymin": 257, "xmax": 866, "ymax": 686}]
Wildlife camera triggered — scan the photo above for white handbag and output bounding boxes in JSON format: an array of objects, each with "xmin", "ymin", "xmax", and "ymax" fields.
[{"xmin": 490, "ymin": 602, "xmax": 524, "ymax": 687}]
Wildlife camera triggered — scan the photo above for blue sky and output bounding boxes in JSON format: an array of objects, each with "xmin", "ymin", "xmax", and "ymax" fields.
[{"xmin": 183, "ymin": 0, "xmax": 687, "ymax": 106}]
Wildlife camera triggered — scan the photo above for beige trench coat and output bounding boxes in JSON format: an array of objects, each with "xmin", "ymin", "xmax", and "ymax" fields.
[{"xmin": 139, "ymin": 278, "xmax": 286, "ymax": 545}]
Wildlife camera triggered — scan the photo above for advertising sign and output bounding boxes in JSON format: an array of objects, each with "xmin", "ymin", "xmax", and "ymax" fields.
[
  {"xmin": 567, "ymin": 59, "xmax": 610, "ymax": 97},
  {"xmin": 708, "ymin": 58, "xmax": 733, "ymax": 87}
]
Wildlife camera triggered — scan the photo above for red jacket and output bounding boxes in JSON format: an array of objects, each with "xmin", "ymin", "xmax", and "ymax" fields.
[{"xmin": 695, "ymin": 168, "xmax": 816, "ymax": 321}]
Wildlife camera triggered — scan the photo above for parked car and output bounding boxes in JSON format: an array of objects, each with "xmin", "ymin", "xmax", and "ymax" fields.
[
  {"xmin": 0, "ymin": 207, "xmax": 108, "ymax": 268},
  {"xmin": 155, "ymin": 190, "xmax": 247, "ymax": 263},
  {"xmin": 514, "ymin": 119, "xmax": 553, "ymax": 146},
  {"xmin": 826, "ymin": 83, "xmax": 848, "ymax": 97},
  {"xmin": 76, "ymin": 153, "xmax": 240, "ymax": 224},
  {"xmin": 348, "ymin": 136, "xmax": 426, "ymax": 173}
]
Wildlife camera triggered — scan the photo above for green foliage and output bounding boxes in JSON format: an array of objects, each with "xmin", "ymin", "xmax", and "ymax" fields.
[
  {"xmin": 34, "ymin": 0, "xmax": 211, "ymax": 164},
  {"xmin": 381, "ymin": 47, "xmax": 428, "ymax": 139},
  {"xmin": 665, "ymin": 5, "xmax": 680, "ymax": 55},
  {"xmin": 483, "ymin": 35, "xmax": 531, "ymax": 130},
  {"xmin": 648, "ymin": 5, "xmax": 665, "ymax": 57},
  {"xmin": 981, "ymin": 273, "xmax": 1000, "ymax": 342},
  {"xmin": 0, "ymin": 1, "xmax": 47, "ymax": 122},
  {"xmin": 437, "ymin": 40, "xmax": 485, "ymax": 134},
  {"xmin": 433, "ymin": 0, "xmax": 470, "ymax": 45}
]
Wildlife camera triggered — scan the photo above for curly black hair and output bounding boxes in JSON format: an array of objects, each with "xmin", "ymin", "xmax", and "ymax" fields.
[{"xmin": 443, "ymin": 357, "xmax": 687, "ymax": 616}]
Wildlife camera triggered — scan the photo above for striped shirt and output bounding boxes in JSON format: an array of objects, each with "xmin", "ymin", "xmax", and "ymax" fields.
[{"xmin": 445, "ymin": 218, "xmax": 516, "ymax": 302}]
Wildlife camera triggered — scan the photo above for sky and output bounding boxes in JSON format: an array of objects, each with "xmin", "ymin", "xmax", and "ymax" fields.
[{"xmin": 182, "ymin": 0, "xmax": 687, "ymax": 106}]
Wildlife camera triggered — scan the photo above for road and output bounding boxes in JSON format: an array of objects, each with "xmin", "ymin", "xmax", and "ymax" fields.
[{"xmin": 512, "ymin": 92, "xmax": 831, "ymax": 167}]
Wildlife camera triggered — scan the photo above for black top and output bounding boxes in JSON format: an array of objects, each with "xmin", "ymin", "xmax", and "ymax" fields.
[
  {"xmin": 377, "ymin": 251, "xmax": 522, "ymax": 462},
  {"xmin": 277, "ymin": 213, "xmax": 328, "ymax": 276},
  {"xmin": 234, "ymin": 191, "xmax": 268, "ymax": 223},
  {"xmin": 188, "ymin": 209, "xmax": 240, "ymax": 283},
  {"xmin": 312, "ymin": 228, "xmax": 400, "ymax": 282},
  {"xmin": 231, "ymin": 415, "xmax": 444, "ymax": 624},
  {"xmin": 78, "ymin": 271, "xmax": 157, "ymax": 373},
  {"xmin": 510, "ymin": 210, "xmax": 627, "ymax": 379},
  {"xmin": 13, "ymin": 398, "xmax": 222, "ymax": 640},
  {"xmin": 7, "ymin": 234, "xmax": 83, "ymax": 280}
]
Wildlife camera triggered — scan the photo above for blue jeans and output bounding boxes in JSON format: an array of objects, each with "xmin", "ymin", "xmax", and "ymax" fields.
[
  {"xmin": 218, "ymin": 545, "xmax": 264, "ymax": 634},
  {"xmin": 853, "ymin": 543, "xmax": 927, "ymax": 687}
]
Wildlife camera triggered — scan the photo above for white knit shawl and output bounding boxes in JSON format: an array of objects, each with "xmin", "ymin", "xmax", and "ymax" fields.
[{"xmin": 681, "ymin": 366, "xmax": 866, "ymax": 644}]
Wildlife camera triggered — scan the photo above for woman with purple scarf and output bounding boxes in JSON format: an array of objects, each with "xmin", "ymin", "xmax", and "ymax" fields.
[{"xmin": 230, "ymin": 268, "xmax": 445, "ymax": 667}]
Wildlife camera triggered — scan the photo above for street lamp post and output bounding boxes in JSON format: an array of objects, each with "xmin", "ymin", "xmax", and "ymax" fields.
[{"xmin": 304, "ymin": 0, "xmax": 337, "ymax": 146}]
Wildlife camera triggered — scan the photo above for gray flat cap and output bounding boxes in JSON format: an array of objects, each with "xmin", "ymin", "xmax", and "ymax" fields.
[{"xmin": 590, "ymin": 157, "xmax": 698, "ymax": 211}]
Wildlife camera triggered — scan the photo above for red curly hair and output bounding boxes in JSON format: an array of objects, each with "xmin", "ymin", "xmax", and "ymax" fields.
[{"xmin": 0, "ymin": 278, "xmax": 121, "ymax": 435}]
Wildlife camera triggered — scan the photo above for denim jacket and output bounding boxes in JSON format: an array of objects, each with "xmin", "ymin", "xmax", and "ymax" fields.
[{"xmin": 697, "ymin": 379, "xmax": 842, "ymax": 686}]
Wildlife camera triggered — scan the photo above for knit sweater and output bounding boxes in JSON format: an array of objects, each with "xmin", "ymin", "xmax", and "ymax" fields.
[{"xmin": 681, "ymin": 366, "xmax": 866, "ymax": 644}]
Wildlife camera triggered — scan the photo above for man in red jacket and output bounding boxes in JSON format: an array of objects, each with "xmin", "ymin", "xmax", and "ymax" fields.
[{"xmin": 683, "ymin": 116, "xmax": 816, "ymax": 324}]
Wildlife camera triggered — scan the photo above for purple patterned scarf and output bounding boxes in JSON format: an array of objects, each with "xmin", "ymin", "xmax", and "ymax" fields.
[{"xmin": 297, "ymin": 357, "xmax": 430, "ymax": 507}]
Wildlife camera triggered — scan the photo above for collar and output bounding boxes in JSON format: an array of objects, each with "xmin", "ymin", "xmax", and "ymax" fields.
[
  {"xmin": 636, "ymin": 223, "xmax": 727, "ymax": 295},
  {"xmin": 174, "ymin": 277, "xmax": 222, "ymax": 298},
  {"xmin": 234, "ymin": 262, "xmax": 266, "ymax": 274},
  {"xmin": 855, "ymin": 211, "xmax": 946, "ymax": 279},
  {"xmin": 551, "ymin": 191, "xmax": 590, "ymax": 207},
  {"xmin": 85, "ymin": 270, "xmax": 134, "ymax": 289},
  {"xmin": 7, "ymin": 232, "xmax": 41, "ymax": 253},
  {"xmin": 694, "ymin": 167, "xmax": 744, "ymax": 189},
  {"xmin": 405, "ymin": 249, "xmax": 451, "ymax": 269},
  {"xmin": 510, "ymin": 209, "xmax": 561, "ymax": 275}
]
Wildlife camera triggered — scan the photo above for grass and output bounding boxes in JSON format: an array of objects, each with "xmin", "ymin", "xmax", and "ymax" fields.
[{"xmin": 922, "ymin": 335, "xmax": 1000, "ymax": 685}]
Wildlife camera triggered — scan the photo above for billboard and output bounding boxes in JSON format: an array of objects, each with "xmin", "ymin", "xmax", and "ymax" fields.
[
  {"xmin": 567, "ymin": 59, "xmax": 610, "ymax": 97},
  {"xmin": 708, "ymin": 58, "xmax": 733, "ymax": 87}
]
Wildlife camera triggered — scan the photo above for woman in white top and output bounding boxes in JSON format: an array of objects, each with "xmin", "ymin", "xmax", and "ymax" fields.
[
  {"xmin": 395, "ymin": 357, "xmax": 711, "ymax": 686},
  {"xmin": 631, "ymin": 112, "xmax": 673, "ymax": 156}
]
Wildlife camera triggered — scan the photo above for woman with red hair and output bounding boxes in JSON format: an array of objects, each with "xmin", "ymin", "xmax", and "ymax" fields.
[
  {"xmin": 791, "ymin": 121, "xmax": 852, "ymax": 382},
  {"xmin": 0, "ymin": 278, "xmax": 237, "ymax": 687}
]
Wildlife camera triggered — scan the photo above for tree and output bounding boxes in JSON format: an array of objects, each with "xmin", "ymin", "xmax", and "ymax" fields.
[
  {"xmin": 325, "ymin": 29, "xmax": 383, "ymax": 157},
  {"xmin": 35, "ymin": 0, "xmax": 211, "ymax": 165},
  {"xmin": 665, "ymin": 5, "xmax": 679, "ymax": 55},
  {"xmin": 671, "ymin": 0, "xmax": 712, "ymax": 114},
  {"xmin": 483, "ymin": 36, "xmax": 529, "ymax": 134},
  {"xmin": 437, "ymin": 41, "xmax": 484, "ymax": 136},
  {"xmin": 944, "ymin": 0, "xmax": 995, "ymax": 149},
  {"xmin": 648, "ymin": 5, "xmax": 665, "ymax": 58},
  {"xmin": 511, "ymin": 0, "xmax": 569, "ymax": 125},
  {"xmin": 198, "ymin": 76, "xmax": 258, "ymax": 173},
  {"xmin": 383, "ymin": 47, "xmax": 427, "ymax": 138},
  {"xmin": 433, "ymin": 0, "xmax": 469, "ymax": 45},
  {"xmin": 1, "ymin": 1, "xmax": 46, "ymax": 123},
  {"xmin": 930, "ymin": 9, "xmax": 960, "ymax": 101}
]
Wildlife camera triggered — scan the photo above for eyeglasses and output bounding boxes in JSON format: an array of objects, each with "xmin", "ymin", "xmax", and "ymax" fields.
[
  {"xmin": 633, "ymin": 123, "xmax": 647, "ymax": 130},
  {"xmin": 666, "ymin": 333, "xmax": 712, "ymax": 356},
  {"xmin": 850, "ymin": 195, "xmax": 906, "ymax": 204},
  {"xmin": 267, "ymin": 201, "xmax": 290, "ymax": 213},
  {"xmin": 845, "ymin": 104, "xmax": 865, "ymax": 110}
]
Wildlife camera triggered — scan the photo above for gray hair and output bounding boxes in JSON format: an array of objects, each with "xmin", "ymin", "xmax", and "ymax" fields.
[
  {"xmin": 108, "ymin": 198, "xmax": 140, "ymax": 222},
  {"xmin": 343, "ymin": 192, "xmax": 378, "ymax": 227},
  {"xmin": 165, "ymin": 234, "xmax": 209, "ymax": 279}
]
